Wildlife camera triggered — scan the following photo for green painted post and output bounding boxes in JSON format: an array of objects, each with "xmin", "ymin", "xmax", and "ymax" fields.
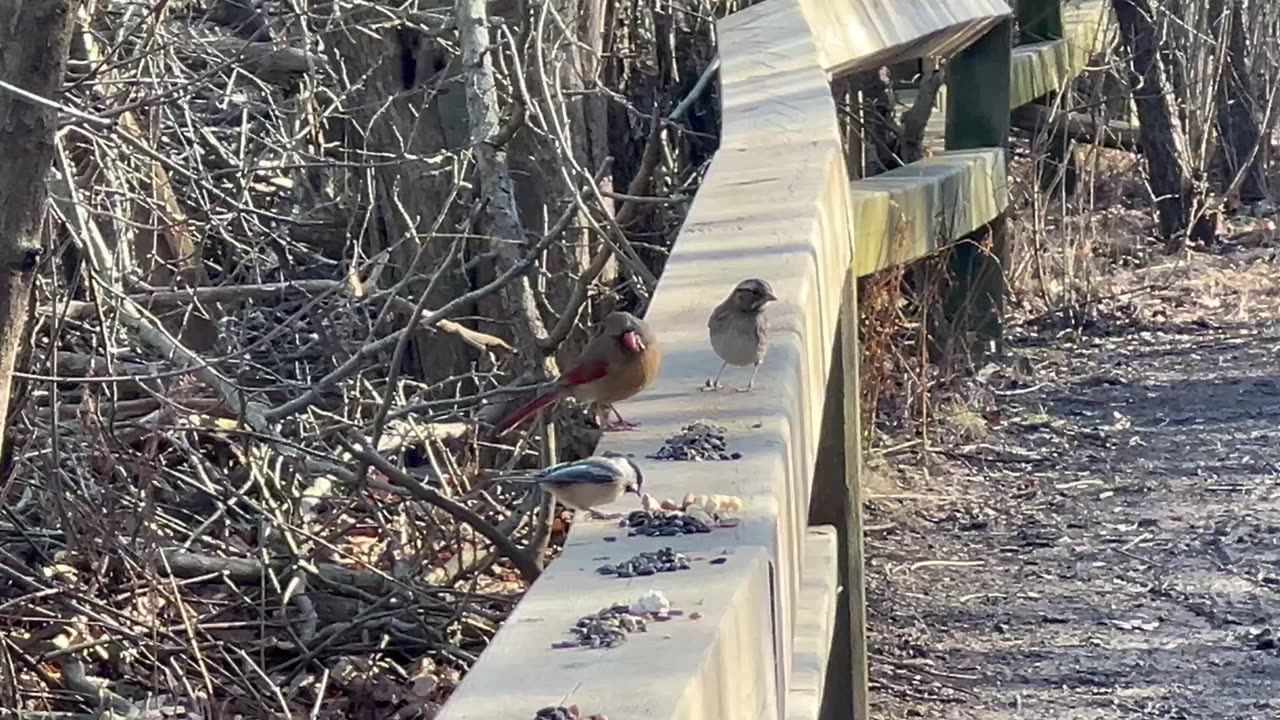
[
  {"xmin": 943, "ymin": 18, "xmax": 1014, "ymax": 357},
  {"xmin": 946, "ymin": 19, "xmax": 1014, "ymax": 150},
  {"xmin": 1017, "ymin": 0, "xmax": 1064, "ymax": 43},
  {"xmin": 1016, "ymin": 1, "xmax": 1075, "ymax": 197}
]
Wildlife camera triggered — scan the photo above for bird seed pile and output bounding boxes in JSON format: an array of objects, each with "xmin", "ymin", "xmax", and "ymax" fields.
[{"xmin": 646, "ymin": 421, "xmax": 741, "ymax": 461}]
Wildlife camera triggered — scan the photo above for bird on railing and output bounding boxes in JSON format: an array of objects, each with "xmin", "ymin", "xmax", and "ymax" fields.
[
  {"xmin": 705, "ymin": 278, "xmax": 777, "ymax": 392},
  {"xmin": 493, "ymin": 311, "xmax": 662, "ymax": 435},
  {"xmin": 503, "ymin": 451, "xmax": 644, "ymax": 519}
]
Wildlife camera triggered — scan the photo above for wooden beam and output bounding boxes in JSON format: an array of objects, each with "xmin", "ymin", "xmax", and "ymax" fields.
[
  {"xmin": 799, "ymin": 0, "xmax": 1011, "ymax": 76},
  {"xmin": 1011, "ymin": 103, "xmax": 1142, "ymax": 152},
  {"xmin": 1014, "ymin": 0, "xmax": 1073, "ymax": 195},
  {"xmin": 850, "ymin": 149, "xmax": 1008, "ymax": 277},
  {"xmin": 1009, "ymin": 39, "xmax": 1072, "ymax": 107},
  {"xmin": 785, "ymin": 527, "xmax": 841, "ymax": 719}
]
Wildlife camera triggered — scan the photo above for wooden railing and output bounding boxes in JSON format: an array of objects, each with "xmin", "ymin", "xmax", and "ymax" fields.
[{"xmin": 436, "ymin": 1, "xmax": 1111, "ymax": 719}]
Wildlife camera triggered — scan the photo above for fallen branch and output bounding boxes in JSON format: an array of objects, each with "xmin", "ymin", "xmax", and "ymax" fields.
[
  {"xmin": 46, "ymin": 280, "xmax": 514, "ymax": 354},
  {"xmin": 1011, "ymin": 104, "xmax": 1142, "ymax": 152},
  {"xmin": 338, "ymin": 437, "xmax": 542, "ymax": 583}
]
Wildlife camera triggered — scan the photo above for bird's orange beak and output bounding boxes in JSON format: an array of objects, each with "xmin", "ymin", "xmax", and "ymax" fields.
[{"xmin": 621, "ymin": 330, "xmax": 644, "ymax": 354}]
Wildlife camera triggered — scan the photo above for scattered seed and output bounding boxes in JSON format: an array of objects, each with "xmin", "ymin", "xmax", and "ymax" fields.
[
  {"xmin": 647, "ymin": 422, "xmax": 739, "ymax": 461},
  {"xmin": 533, "ymin": 705, "xmax": 590, "ymax": 720},
  {"xmin": 556, "ymin": 599, "xmax": 683, "ymax": 650},
  {"xmin": 530, "ymin": 709, "xmax": 609, "ymax": 720},
  {"xmin": 621, "ymin": 509, "xmax": 722, "ymax": 537}
]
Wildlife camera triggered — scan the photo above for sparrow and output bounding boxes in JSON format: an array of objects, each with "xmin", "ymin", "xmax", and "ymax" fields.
[
  {"xmin": 493, "ymin": 311, "xmax": 662, "ymax": 435},
  {"xmin": 504, "ymin": 451, "xmax": 644, "ymax": 519},
  {"xmin": 705, "ymin": 278, "xmax": 777, "ymax": 392}
]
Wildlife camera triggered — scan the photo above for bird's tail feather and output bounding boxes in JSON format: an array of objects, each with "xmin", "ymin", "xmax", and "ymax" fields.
[{"xmin": 493, "ymin": 390, "xmax": 562, "ymax": 436}]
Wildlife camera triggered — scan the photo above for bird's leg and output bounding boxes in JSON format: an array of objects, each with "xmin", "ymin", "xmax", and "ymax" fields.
[
  {"xmin": 602, "ymin": 404, "xmax": 640, "ymax": 431},
  {"xmin": 736, "ymin": 362, "xmax": 761, "ymax": 393},
  {"xmin": 702, "ymin": 361, "xmax": 729, "ymax": 391}
]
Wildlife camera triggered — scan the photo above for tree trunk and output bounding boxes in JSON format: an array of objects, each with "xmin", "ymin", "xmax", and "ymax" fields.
[
  {"xmin": 1111, "ymin": 0, "xmax": 1215, "ymax": 249},
  {"xmin": 321, "ymin": 11, "xmax": 477, "ymax": 382},
  {"xmin": 604, "ymin": 0, "xmax": 720, "ymax": 280},
  {"xmin": 1210, "ymin": 0, "xmax": 1267, "ymax": 202},
  {"xmin": 0, "ymin": 0, "xmax": 76, "ymax": 462}
]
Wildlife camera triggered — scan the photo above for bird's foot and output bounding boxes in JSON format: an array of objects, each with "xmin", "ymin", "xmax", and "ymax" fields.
[
  {"xmin": 733, "ymin": 384, "xmax": 754, "ymax": 393},
  {"xmin": 701, "ymin": 379, "xmax": 723, "ymax": 392},
  {"xmin": 602, "ymin": 419, "xmax": 640, "ymax": 432},
  {"xmin": 586, "ymin": 509, "xmax": 624, "ymax": 521}
]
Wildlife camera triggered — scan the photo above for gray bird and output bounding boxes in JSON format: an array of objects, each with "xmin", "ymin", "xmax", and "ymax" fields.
[
  {"xmin": 706, "ymin": 278, "xmax": 777, "ymax": 392},
  {"xmin": 505, "ymin": 451, "xmax": 644, "ymax": 519}
]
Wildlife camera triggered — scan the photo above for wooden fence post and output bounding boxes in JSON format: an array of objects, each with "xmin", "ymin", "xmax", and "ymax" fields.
[
  {"xmin": 1017, "ymin": 0, "xmax": 1077, "ymax": 196},
  {"xmin": 1017, "ymin": 0, "xmax": 1064, "ymax": 42},
  {"xmin": 942, "ymin": 18, "xmax": 1014, "ymax": 358},
  {"xmin": 838, "ymin": 271, "xmax": 870, "ymax": 720}
]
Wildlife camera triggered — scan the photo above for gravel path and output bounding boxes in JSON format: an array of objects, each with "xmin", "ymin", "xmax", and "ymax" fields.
[{"xmin": 867, "ymin": 237, "xmax": 1280, "ymax": 719}]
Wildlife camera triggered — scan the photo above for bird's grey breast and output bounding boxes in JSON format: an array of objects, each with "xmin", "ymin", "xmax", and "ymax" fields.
[{"xmin": 709, "ymin": 305, "xmax": 768, "ymax": 367}]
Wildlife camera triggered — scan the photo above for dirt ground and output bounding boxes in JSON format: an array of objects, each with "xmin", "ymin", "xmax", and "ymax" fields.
[{"xmin": 865, "ymin": 220, "xmax": 1280, "ymax": 719}]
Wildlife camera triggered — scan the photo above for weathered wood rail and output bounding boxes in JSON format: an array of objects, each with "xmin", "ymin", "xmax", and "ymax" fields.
[{"xmin": 437, "ymin": 0, "xmax": 1110, "ymax": 718}]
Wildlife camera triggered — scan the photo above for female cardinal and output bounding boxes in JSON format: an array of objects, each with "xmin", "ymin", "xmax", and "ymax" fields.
[
  {"xmin": 705, "ymin": 278, "xmax": 777, "ymax": 392},
  {"xmin": 493, "ymin": 311, "xmax": 662, "ymax": 435}
]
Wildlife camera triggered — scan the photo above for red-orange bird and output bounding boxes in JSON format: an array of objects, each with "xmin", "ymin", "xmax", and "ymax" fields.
[{"xmin": 493, "ymin": 311, "xmax": 662, "ymax": 436}]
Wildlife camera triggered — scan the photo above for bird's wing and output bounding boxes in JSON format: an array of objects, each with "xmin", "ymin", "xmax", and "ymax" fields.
[
  {"xmin": 539, "ymin": 458, "xmax": 619, "ymax": 485},
  {"xmin": 708, "ymin": 301, "xmax": 733, "ymax": 329},
  {"xmin": 558, "ymin": 354, "xmax": 610, "ymax": 388}
]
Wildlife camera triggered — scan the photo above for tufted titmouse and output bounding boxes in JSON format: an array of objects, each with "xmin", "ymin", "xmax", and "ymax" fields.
[
  {"xmin": 506, "ymin": 451, "xmax": 644, "ymax": 519},
  {"xmin": 706, "ymin": 278, "xmax": 777, "ymax": 392}
]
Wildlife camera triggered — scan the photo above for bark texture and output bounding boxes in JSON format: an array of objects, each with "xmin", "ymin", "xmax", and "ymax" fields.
[
  {"xmin": 1112, "ymin": 0, "xmax": 1215, "ymax": 248},
  {"xmin": 0, "ymin": 0, "xmax": 77, "ymax": 461},
  {"xmin": 1210, "ymin": 0, "xmax": 1267, "ymax": 202}
]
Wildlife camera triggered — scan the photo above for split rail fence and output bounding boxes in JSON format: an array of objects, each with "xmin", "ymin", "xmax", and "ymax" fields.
[{"xmin": 439, "ymin": 0, "xmax": 1112, "ymax": 717}]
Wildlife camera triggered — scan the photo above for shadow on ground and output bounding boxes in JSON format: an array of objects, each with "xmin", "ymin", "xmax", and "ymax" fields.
[{"xmin": 866, "ymin": 241, "xmax": 1280, "ymax": 719}]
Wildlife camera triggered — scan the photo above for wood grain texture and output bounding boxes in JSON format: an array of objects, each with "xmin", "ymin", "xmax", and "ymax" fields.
[
  {"xmin": 799, "ymin": 0, "xmax": 1012, "ymax": 75},
  {"xmin": 851, "ymin": 149, "xmax": 1008, "ymax": 277}
]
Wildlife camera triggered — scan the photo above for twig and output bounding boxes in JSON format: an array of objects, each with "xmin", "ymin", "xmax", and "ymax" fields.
[
  {"xmin": 338, "ymin": 437, "xmax": 542, "ymax": 583},
  {"xmin": 0, "ymin": 78, "xmax": 114, "ymax": 127},
  {"xmin": 540, "ymin": 245, "xmax": 615, "ymax": 350},
  {"xmin": 264, "ymin": 228, "xmax": 560, "ymax": 422},
  {"xmin": 666, "ymin": 55, "xmax": 720, "ymax": 122},
  {"xmin": 46, "ymin": 281, "xmax": 513, "ymax": 354}
]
